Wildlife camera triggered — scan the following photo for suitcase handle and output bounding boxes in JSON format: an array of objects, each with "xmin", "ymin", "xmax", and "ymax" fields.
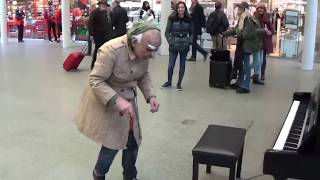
[{"xmin": 80, "ymin": 42, "xmax": 88, "ymax": 55}]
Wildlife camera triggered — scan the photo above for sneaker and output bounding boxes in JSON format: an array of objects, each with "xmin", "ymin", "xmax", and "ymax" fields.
[
  {"xmin": 161, "ymin": 82, "xmax": 172, "ymax": 88},
  {"xmin": 176, "ymin": 85, "xmax": 183, "ymax": 91},
  {"xmin": 236, "ymin": 87, "xmax": 250, "ymax": 94},
  {"xmin": 187, "ymin": 58, "xmax": 196, "ymax": 61}
]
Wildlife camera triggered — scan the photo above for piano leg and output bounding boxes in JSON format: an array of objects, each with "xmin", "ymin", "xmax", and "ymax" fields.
[
  {"xmin": 229, "ymin": 163, "xmax": 236, "ymax": 180},
  {"xmin": 274, "ymin": 176, "xmax": 287, "ymax": 180},
  {"xmin": 236, "ymin": 146, "xmax": 244, "ymax": 178},
  {"xmin": 192, "ymin": 158, "xmax": 199, "ymax": 180}
]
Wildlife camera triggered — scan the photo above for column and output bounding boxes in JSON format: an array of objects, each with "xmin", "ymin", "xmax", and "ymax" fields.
[
  {"xmin": 61, "ymin": 0, "xmax": 72, "ymax": 47},
  {"xmin": 0, "ymin": 0, "xmax": 8, "ymax": 44},
  {"xmin": 159, "ymin": 0, "xmax": 171, "ymax": 55},
  {"xmin": 301, "ymin": 0, "xmax": 318, "ymax": 71}
]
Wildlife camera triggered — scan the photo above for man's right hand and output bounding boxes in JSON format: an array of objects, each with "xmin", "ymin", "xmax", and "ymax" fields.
[{"xmin": 115, "ymin": 96, "xmax": 134, "ymax": 118}]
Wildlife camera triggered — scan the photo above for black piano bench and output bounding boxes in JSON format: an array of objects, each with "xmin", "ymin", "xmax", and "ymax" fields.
[{"xmin": 192, "ymin": 125, "xmax": 246, "ymax": 180}]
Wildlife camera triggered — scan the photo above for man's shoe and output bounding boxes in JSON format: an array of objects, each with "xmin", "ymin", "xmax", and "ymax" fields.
[
  {"xmin": 252, "ymin": 74, "xmax": 265, "ymax": 85},
  {"xmin": 161, "ymin": 82, "xmax": 172, "ymax": 88},
  {"xmin": 93, "ymin": 171, "xmax": 105, "ymax": 180},
  {"xmin": 176, "ymin": 85, "xmax": 183, "ymax": 91},
  {"xmin": 187, "ymin": 58, "xmax": 196, "ymax": 61},
  {"xmin": 236, "ymin": 87, "xmax": 250, "ymax": 94}
]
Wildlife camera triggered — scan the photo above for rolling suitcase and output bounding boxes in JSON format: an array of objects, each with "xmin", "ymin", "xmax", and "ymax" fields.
[
  {"xmin": 209, "ymin": 60, "xmax": 232, "ymax": 88},
  {"xmin": 63, "ymin": 43, "xmax": 87, "ymax": 71},
  {"xmin": 210, "ymin": 49, "xmax": 230, "ymax": 62}
]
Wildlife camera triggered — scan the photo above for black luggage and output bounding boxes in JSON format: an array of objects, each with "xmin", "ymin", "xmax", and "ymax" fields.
[
  {"xmin": 210, "ymin": 49, "xmax": 230, "ymax": 62},
  {"xmin": 209, "ymin": 60, "xmax": 232, "ymax": 88}
]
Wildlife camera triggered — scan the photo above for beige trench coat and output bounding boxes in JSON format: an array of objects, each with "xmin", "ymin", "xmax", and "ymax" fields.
[{"xmin": 74, "ymin": 35, "xmax": 155, "ymax": 150}]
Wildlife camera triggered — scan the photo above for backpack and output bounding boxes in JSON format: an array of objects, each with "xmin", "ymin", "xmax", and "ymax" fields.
[{"xmin": 206, "ymin": 12, "xmax": 220, "ymax": 35}]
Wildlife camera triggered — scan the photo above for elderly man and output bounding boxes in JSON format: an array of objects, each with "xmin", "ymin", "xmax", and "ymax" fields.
[{"xmin": 74, "ymin": 23, "xmax": 161, "ymax": 180}]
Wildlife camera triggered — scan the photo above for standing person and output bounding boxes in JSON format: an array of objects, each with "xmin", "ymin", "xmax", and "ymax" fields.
[
  {"xmin": 161, "ymin": 1, "xmax": 193, "ymax": 91},
  {"xmin": 88, "ymin": 0, "xmax": 113, "ymax": 69},
  {"xmin": 55, "ymin": 5, "xmax": 62, "ymax": 42},
  {"xmin": 44, "ymin": 1, "xmax": 58, "ymax": 42},
  {"xmin": 255, "ymin": 4, "xmax": 274, "ymax": 81},
  {"xmin": 139, "ymin": 1, "xmax": 155, "ymax": 22},
  {"xmin": 222, "ymin": 2, "xmax": 267, "ymax": 93},
  {"xmin": 206, "ymin": 1, "xmax": 229, "ymax": 49},
  {"xmin": 188, "ymin": 0, "xmax": 208, "ymax": 61},
  {"xmin": 112, "ymin": 0, "xmax": 129, "ymax": 38},
  {"xmin": 74, "ymin": 22, "xmax": 161, "ymax": 180},
  {"xmin": 15, "ymin": 7, "xmax": 25, "ymax": 43}
]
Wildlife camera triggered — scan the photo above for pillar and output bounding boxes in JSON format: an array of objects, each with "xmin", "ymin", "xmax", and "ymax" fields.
[
  {"xmin": 159, "ymin": 0, "xmax": 171, "ymax": 55},
  {"xmin": 0, "ymin": 0, "xmax": 8, "ymax": 44},
  {"xmin": 301, "ymin": 0, "xmax": 318, "ymax": 71},
  {"xmin": 62, "ymin": 0, "xmax": 72, "ymax": 47}
]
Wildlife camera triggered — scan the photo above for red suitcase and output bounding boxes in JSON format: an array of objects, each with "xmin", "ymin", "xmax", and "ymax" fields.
[{"xmin": 63, "ymin": 44, "xmax": 87, "ymax": 71}]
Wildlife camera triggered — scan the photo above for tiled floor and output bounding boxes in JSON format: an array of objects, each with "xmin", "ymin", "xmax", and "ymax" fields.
[{"xmin": 0, "ymin": 39, "xmax": 319, "ymax": 180}]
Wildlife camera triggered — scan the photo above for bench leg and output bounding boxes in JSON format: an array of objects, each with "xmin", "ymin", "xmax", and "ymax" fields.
[
  {"xmin": 236, "ymin": 146, "xmax": 244, "ymax": 178},
  {"xmin": 206, "ymin": 165, "xmax": 211, "ymax": 174},
  {"xmin": 229, "ymin": 163, "xmax": 236, "ymax": 180},
  {"xmin": 192, "ymin": 158, "xmax": 199, "ymax": 180}
]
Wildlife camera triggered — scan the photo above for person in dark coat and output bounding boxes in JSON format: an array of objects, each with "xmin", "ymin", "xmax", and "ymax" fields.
[
  {"xmin": 255, "ymin": 4, "xmax": 274, "ymax": 81},
  {"xmin": 112, "ymin": 0, "xmax": 129, "ymax": 38},
  {"xmin": 188, "ymin": 0, "xmax": 208, "ymax": 61},
  {"xmin": 88, "ymin": 0, "xmax": 113, "ymax": 69},
  {"xmin": 161, "ymin": 1, "xmax": 193, "ymax": 91},
  {"xmin": 139, "ymin": 1, "xmax": 155, "ymax": 22},
  {"xmin": 15, "ymin": 7, "xmax": 25, "ymax": 43},
  {"xmin": 206, "ymin": 1, "xmax": 229, "ymax": 49}
]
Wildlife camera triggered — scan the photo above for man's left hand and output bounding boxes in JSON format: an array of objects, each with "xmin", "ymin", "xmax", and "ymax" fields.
[{"xmin": 149, "ymin": 97, "xmax": 160, "ymax": 113}]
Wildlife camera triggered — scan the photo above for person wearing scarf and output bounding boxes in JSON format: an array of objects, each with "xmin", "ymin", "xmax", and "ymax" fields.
[
  {"xmin": 75, "ymin": 22, "xmax": 161, "ymax": 180},
  {"xmin": 222, "ymin": 1, "xmax": 268, "ymax": 93}
]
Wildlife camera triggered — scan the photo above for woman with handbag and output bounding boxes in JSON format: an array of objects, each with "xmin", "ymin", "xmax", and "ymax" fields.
[{"xmin": 161, "ymin": 1, "xmax": 193, "ymax": 91}]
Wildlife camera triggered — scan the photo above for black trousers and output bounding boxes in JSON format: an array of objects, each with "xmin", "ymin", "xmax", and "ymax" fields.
[
  {"xmin": 191, "ymin": 35, "xmax": 207, "ymax": 59},
  {"xmin": 56, "ymin": 23, "xmax": 62, "ymax": 39},
  {"xmin": 17, "ymin": 25, "xmax": 24, "ymax": 42},
  {"xmin": 92, "ymin": 32, "xmax": 109, "ymax": 69},
  {"xmin": 47, "ymin": 21, "xmax": 57, "ymax": 41}
]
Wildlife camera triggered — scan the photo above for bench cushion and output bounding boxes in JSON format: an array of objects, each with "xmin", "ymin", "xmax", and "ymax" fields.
[{"xmin": 192, "ymin": 125, "xmax": 246, "ymax": 161}]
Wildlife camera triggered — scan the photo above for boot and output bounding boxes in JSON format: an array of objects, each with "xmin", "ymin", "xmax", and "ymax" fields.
[
  {"xmin": 93, "ymin": 171, "xmax": 105, "ymax": 180},
  {"xmin": 252, "ymin": 74, "xmax": 265, "ymax": 85}
]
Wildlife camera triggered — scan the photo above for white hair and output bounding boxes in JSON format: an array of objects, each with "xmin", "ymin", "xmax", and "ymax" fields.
[{"xmin": 131, "ymin": 33, "xmax": 143, "ymax": 44}]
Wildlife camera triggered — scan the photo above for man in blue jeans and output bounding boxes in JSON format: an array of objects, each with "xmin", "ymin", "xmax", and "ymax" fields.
[{"xmin": 74, "ymin": 23, "xmax": 161, "ymax": 180}]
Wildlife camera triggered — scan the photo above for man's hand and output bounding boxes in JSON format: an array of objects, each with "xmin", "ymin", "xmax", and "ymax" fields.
[
  {"xmin": 115, "ymin": 96, "xmax": 134, "ymax": 118},
  {"xmin": 149, "ymin": 97, "xmax": 160, "ymax": 113}
]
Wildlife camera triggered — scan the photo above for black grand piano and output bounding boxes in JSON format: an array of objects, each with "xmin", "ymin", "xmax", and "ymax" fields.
[{"xmin": 263, "ymin": 85, "xmax": 320, "ymax": 180}]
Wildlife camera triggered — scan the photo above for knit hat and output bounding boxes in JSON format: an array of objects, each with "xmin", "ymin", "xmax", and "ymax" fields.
[
  {"xmin": 256, "ymin": 4, "xmax": 266, "ymax": 10},
  {"xmin": 127, "ymin": 22, "xmax": 160, "ymax": 39},
  {"xmin": 238, "ymin": 2, "xmax": 249, "ymax": 9}
]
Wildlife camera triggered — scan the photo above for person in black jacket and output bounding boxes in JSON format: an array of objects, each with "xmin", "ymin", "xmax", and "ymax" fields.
[
  {"xmin": 161, "ymin": 1, "xmax": 193, "ymax": 91},
  {"xmin": 88, "ymin": 0, "xmax": 113, "ymax": 69},
  {"xmin": 139, "ymin": 1, "xmax": 155, "ymax": 22},
  {"xmin": 112, "ymin": 0, "xmax": 129, "ymax": 38},
  {"xmin": 206, "ymin": 1, "xmax": 229, "ymax": 49},
  {"xmin": 15, "ymin": 7, "xmax": 25, "ymax": 43},
  {"xmin": 188, "ymin": 0, "xmax": 208, "ymax": 61}
]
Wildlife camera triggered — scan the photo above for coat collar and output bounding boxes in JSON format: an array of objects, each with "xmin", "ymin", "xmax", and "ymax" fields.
[{"xmin": 121, "ymin": 35, "xmax": 136, "ymax": 61}]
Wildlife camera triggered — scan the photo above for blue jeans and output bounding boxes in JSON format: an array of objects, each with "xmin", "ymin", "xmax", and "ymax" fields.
[
  {"xmin": 239, "ymin": 53, "xmax": 251, "ymax": 90},
  {"xmin": 252, "ymin": 50, "xmax": 263, "ymax": 75},
  {"xmin": 168, "ymin": 50, "xmax": 188, "ymax": 85},
  {"xmin": 94, "ymin": 131, "xmax": 138, "ymax": 180}
]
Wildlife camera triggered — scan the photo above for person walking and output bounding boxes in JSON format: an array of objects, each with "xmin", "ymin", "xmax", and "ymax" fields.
[
  {"xmin": 188, "ymin": 0, "xmax": 208, "ymax": 61},
  {"xmin": 15, "ymin": 7, "xmax": 25, "ymax": 43},
  {"xmin": 74, "ymin": 22, "xmax": 161, "ymax": 180},
  {"xmin": 112, "ymin": 0, "xmax": 129, "ymax": 38},
  {"xmin": 88, "ymin": 0, "xmax": 113, "ymax": 69},
  {"xmin": 161, "ymin": 1, "xmax": 193, "ymax": 91},
  {"xmin": 206, "ymin": 1, "xmax": 229, "ymax": 49}
]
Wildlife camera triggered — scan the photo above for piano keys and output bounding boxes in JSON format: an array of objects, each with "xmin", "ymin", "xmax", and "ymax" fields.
[{"xmin": 263, "ymin": 90, "xmax": 320, "ymax": 180}]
